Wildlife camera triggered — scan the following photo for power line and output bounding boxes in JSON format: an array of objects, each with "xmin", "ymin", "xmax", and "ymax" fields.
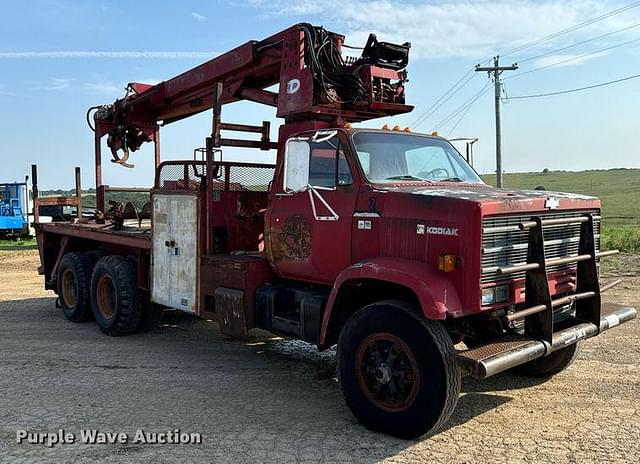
[
  {"xmin": 411, "ymin": 68, "xmax": 477, "ymax": 128},
  {"xmin": 518, "ymin": 21, "xmax": 640, "ymax": 63},
  {"xmin": 434, "ymin": 84, "xmax": 491, "ymax": 129},
  {"xmin": 505, "ymin": 36, "xmax": 640, "ymax": 80},
  {"xmin": 499, "ymin": 0, "xmax": 640, "ymax": 58},
  {"xmin": 446, "ymin": 96, "xmax": 478, "ymax": 136},
  {"xmin": 506, "ymin": 72, "xmax": 640, "ymax": 99}
]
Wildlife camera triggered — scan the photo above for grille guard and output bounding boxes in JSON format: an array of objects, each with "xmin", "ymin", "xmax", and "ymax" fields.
[{"xmin": 458, "ymin": 212, "xmax": 636, "ymax": 378}]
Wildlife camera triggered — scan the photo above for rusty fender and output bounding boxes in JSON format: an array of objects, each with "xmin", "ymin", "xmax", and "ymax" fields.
[{"xmin": 318, "ymin": 257, "xmax": 461, "ymax": 348}]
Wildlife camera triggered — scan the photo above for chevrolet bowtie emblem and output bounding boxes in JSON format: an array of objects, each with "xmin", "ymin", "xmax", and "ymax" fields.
[{"xmin": 545, "ymin": 197, "xmax": 560, "ymax": 209}]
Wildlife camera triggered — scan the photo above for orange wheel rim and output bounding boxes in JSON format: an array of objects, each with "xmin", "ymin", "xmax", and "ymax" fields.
[
  {"xmin": 61, "ymin": 268, "xmax": 77, "ymax": 309},
  {"xmin": 355, "ymin": 332, "xmax": 420, "ymax": 412},
  {"xmin": 96, "ymin": 274, "xmax": 116, "ymax": 319}
]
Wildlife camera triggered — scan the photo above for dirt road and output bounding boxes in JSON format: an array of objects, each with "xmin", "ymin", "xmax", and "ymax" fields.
[{"xmin": 0, "ymin": 250, "xmax": 638, "ymax": 463}]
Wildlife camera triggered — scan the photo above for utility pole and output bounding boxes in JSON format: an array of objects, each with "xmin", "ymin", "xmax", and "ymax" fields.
[{"xmin": 475, "ymin": 56, "xmax": 518, "ymax": 188}]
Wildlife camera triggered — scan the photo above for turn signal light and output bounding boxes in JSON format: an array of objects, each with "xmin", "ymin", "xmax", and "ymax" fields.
[
  {"xmin": 403, "ymin": 127, "xmax": 411, "ymax": 132},
  {"xmin": 392, "ymin": 125, "xmax": 401, "ymax": 131},
  {"xmin": 381, "ymin": 124, "xmax": 390, "ymax": 130},
  {"xmin": 344, "ymin": 122, "xmax": 352, "ymax": 128},
  {"xmin": 437, "ymin": 254, "xmax": 460, "ymax": 272},
  {"xmin": 431, "ymin": 131, "xmax": 439, "ymax": 137}
]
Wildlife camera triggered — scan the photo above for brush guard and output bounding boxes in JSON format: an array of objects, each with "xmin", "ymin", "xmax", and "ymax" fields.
[{"xmin": 459, "ymin": 213, "xmax": 637, "ymax": 378}]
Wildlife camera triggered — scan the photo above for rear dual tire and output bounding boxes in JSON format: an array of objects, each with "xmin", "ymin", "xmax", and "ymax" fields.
[
  {"xmin": 90, "ymin": 255, "xmax": 142, "ymax": 336},
  {"xmin": 58, "ymin": 252, "xmax": 162, "ymax": 334},
  {"xmin": 57, "ymin": 252, "xmax": 94, "ymax": 322}
]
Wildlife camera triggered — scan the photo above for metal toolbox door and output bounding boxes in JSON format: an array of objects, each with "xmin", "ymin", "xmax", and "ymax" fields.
[
  {"xmin": 151, "ymin": 193, "xmax": 198, "ymax": 313},
  {"xmin": 168, "ymin": 194, "xmax": 198, "ymax": 312}
]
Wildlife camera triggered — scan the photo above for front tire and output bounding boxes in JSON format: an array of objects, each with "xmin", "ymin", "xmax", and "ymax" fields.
[
  {"xmin": 337, "ymin": 301, "xmax": 461, "ymax": 439},
  {"xmin": 91, "ymin": 256, "xmax": 142, "ymax": 336}
]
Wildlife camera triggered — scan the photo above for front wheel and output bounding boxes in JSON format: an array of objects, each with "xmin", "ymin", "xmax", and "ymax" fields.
[{"xmin": 337, "ymin": 301, "xmax": 461, "ymax": 439}]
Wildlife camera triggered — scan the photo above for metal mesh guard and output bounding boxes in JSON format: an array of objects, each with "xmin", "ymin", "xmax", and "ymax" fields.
[{"xmin": 158, "ymin": 162, "xmax": 275, "ymax": 192}]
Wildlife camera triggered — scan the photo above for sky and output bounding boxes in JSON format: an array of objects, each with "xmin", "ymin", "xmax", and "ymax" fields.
[{"xmin": 0, "ymin": 0, "xmax": 639, "ymax": 189}]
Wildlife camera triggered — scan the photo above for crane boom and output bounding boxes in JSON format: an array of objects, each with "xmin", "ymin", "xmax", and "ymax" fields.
[{"xmin": 92, "ymin": 23, "xmax": 412, "ymax": 166}]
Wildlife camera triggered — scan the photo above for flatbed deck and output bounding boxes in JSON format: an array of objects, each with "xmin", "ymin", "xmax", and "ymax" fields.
[{"xmin": 38, "ymin": 220, "xmax": 151, "ymax": 250}]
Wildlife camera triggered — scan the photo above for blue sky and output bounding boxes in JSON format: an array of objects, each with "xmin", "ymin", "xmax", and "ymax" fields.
[{"xmin": 1, "ymin": 0, "xmax": 639, "ymax": 189}]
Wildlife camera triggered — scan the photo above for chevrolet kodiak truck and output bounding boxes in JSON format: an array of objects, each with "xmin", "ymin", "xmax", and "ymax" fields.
[{"xmin": 33, "ymin": 23, "xmax": 636, "ymax": 439}]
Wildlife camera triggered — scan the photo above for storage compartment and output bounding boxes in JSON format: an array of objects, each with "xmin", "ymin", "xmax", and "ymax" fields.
[
  {"xmin": 199, "ymin": 253, "xmax": 273, "ymax": 328},
  {"xmin": 256, "ymin": 284, "xmax": 328, "ymax": 343},
  {"xmin": 151, "ymin": 192, "xmax": 199, "ymax": 313}
]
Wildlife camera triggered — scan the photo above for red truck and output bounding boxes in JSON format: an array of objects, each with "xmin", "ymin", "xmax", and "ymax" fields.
[{"xmin": 33, "ymin": 23, "xmax": 636, "ymax": 439}]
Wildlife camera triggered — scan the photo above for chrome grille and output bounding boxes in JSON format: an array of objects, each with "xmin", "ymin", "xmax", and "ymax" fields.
[{"xmin": 481, "ymin": 210, "xmax": 600, "ymax": 284}]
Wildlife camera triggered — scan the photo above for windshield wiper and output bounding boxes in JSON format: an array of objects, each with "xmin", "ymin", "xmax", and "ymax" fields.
[
  {"xmin": 385, "ymin": 175, "xmax": 431, "ymax": 182},
  {"xmin": 440, "ymin": 177, "xmax": 465, "ymax": 182}
]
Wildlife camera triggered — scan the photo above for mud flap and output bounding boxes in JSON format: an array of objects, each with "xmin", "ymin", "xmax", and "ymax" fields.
[{"xmin": 215, "ymin": 287, "xmax": 248, "ymax": 339}]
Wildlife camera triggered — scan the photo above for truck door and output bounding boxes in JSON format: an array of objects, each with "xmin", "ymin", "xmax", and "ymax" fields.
[
  {"xmin": 151, "ymin": 192, "xmax": 199, "ymax": 313},
  {"xmin": 267, "ymin": 131, "xmax": 357, "ymax": 283}
]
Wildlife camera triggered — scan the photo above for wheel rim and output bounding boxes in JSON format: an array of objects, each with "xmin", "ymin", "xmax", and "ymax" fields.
[
  {"xmin": 96, "ymin": 274, "xmax": 116, "ymax": 319},
  {"xmin": 355, "ymin": 332, "xmax": 420, "ymax": 412},
  {"xmin": 61, "ymin": 268, "xmax": 77, "ymax": 309}
]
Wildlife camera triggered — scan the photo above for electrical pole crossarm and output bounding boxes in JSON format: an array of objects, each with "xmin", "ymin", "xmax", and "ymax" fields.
[{"xmin": 475, "ymin": 64, "xmax": 518, "ymax": 72}]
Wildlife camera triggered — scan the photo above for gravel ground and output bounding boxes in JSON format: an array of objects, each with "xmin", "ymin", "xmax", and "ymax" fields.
[{"xmin": 0, "ymin": 250, "xmax": 638, "ymax": 463}]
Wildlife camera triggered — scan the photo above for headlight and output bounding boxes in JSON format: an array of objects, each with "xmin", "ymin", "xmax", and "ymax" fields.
[
  {"xmin": 495, "ymin": 285, "xmax": 510, "ymax": 303},
  {"xmin": 482, "ymin": 288, "xmax": 495, "ymax": 305},
  {"xmin": 482, "ymin": 285, "xmax": 510, "ymax": 306}
]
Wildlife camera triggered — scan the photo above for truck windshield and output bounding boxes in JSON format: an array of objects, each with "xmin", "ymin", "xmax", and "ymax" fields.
[{"xmin": 352, "ymin": 132, "xmax": 483, "ymax": 184}]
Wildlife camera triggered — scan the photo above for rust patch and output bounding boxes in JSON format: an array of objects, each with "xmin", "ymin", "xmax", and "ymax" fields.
[{"xmin": 272, "ymin": 214, "xmax": 312, "ymax": 261}]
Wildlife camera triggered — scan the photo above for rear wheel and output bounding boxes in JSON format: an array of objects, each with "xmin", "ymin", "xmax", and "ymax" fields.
[
  {"xmin": 338, "ymin": 301, "xmax": 461, "ymax": 439},
  {"xmin": 91, "ymin": 255, "xmax": 142, "ymax": 336},
  {"xmin": 57, "ymin": 252, "xmax": 94, "ymax": 322},
  {"xmin": 511, "ymin": 342, "xmax": 581, "ymax": 377}
]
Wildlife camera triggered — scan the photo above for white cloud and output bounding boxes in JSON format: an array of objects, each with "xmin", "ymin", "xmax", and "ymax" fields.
[
  {"xmin": 531, "ymin": 51, "xmax": 610, "ymax": 68},
  {"xmin": 83, "ymin": 81, "xmax": 123, "ymax": 95},
  {"xmin": 0, "ymin": 51, "xmax": 216, "ymax": 59},
  {"xmin": 244, "ymin": 0, "xmax": 640, "ymax": 60},
  {"xmin": 33, "ymin": 77, "xmax": 74, "ymax": 91},
  {"xmin": 192, "ymin": 12, "xmax": 206, "ymax": 21}
]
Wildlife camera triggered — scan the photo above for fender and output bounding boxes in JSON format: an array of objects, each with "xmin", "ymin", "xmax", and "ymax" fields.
[{"xmin": 318, "ymin": 257, "xmax": 462, "ymax": 348}]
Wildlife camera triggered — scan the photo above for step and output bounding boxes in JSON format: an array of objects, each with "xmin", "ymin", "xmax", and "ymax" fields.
[{"xmin": 457, "ymin": 303, "xmax": 637, "ymax": 379}]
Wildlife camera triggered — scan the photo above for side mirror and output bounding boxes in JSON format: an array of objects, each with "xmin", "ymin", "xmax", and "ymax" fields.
[{"xmin": 283, "ymin": 139, "xmax": 310, "ymax": 193}]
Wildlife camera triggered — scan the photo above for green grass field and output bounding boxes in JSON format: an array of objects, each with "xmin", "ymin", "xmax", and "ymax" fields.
[
  {"xmin": 481, "ymin": 168, "xmax": 640, "ymax": 253},
  {"xmin": 0, "ymin": 238, "xmax": 37, "ymax": 250}
]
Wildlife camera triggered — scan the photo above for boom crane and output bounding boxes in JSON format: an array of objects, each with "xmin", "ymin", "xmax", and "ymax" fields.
[{"xmin": 89, "ymin": 23, "xmax": 411, "ymax": 210}]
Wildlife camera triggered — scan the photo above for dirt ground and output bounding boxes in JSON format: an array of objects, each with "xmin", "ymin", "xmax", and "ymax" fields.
[{"xmin": 0, "ymin": 250, "xmax": 638, "ymax": 463}]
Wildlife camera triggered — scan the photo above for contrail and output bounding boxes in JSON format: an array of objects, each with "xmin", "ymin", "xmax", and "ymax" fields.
[{"xmin": 0, "ymin": 51, "xmax": 217, "ymax": 59}]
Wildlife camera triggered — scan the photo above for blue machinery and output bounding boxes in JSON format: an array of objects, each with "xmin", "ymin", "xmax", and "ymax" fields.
[{"xmin": 0, "ymin": 182, "xmax": 29, "ymax": 236}]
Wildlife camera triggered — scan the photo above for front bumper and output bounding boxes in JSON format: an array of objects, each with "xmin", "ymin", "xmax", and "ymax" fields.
[{"xmin": 458, "ymin": 302, "xmax": 637, "ymax": 379}]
